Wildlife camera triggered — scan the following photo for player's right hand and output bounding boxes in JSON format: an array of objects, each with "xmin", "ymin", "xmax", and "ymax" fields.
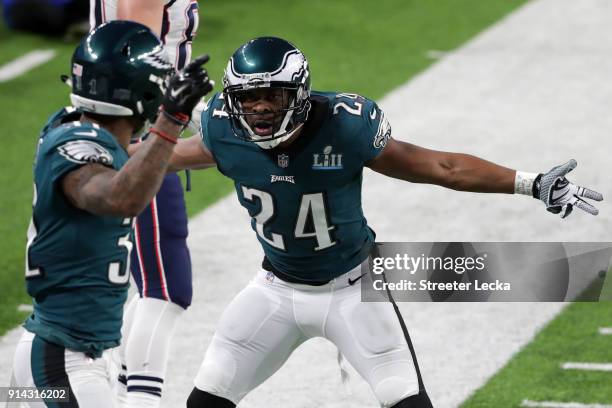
[
  {"xmin": 534, "ymin": 159, "xmax": 603, "ymax": 218},
  {"xmin": 161, "ymin": 54, "xmax": 215, "ymax": 126}
]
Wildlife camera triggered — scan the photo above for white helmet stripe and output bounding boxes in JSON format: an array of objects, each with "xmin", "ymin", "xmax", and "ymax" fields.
[{"xmin": 70, "ymin": 94, "xmax": 134, "ymax": 116}]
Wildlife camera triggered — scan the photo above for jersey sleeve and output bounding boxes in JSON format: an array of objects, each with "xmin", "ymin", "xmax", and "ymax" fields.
[
  {"xmin": 358, "ymin": 98, "xmax": 392, "ymax": 163},
  {"xmin": 47, "ymin": 128, "xmax": 120, "ymax": 183},
  {"xmin": 199, "ymin": 99, "xmax": 214, "ymax": 153},
  {"xmin": 199, "ymin": 93, "xmax": 224, "ymax": 154}
]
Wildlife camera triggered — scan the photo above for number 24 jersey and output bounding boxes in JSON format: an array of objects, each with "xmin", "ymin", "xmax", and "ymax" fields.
[{"xmin": 200, "ymin": 91, "xmax": 392, "ymax": 283}]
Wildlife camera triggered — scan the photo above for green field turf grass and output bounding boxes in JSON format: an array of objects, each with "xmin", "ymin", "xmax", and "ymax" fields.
[
  {"xmin": 0, "ymin": 0, "xmax": 527, "ymax": 335},
  {"xmin": 462, "ymin": 300, "xmax": 612, "ymax": 407}
]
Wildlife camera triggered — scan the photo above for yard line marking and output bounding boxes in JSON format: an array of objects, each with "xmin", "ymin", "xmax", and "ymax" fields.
[
  {"xmin": 599, "ymin": 327, "xmax": 612, "ymax": 335},
  {"xmin": 561, "ymin": 362, "xmax": 612, "ymax": 372},
  {"xmin": 16, "ymin": 304, "xmax": 33, "ymax": 312},
  {"xmin": 0, "ymin": 50, "xmax": 57, "ymax": 83},
  {"xmin": 522, "ymin": 400, "xmax": 612, "ymax": 408}
]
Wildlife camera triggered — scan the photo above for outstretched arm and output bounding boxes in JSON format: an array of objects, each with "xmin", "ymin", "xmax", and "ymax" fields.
[
  {"xmin": 169, "ymin": 135, "xmax": 216, "ymax": 172},
  {"xmin": 367, "ymin": 138, "xmax": 515, "ymax": 193},
  {"xmin": 128, "ymin": 135, "xmax": 216, "ymax": 172},
  {"xmin": 367, "ymin": 138, "xmax": 603, "ymax": 218}
]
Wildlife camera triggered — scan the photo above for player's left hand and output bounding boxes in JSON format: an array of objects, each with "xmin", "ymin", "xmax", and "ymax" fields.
[{"xmin": 534, "ymin": 159, "xmax": 603, "ymax": 218}]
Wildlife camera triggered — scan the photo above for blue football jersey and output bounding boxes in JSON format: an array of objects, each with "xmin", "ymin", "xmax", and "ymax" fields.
[
  {"xmin": 24, "ymin": 107, "xmax": 132, "ymax": 357},
  {"xmin": 200, "ymin": 91, "xmax": 392, "ymax": 282}
]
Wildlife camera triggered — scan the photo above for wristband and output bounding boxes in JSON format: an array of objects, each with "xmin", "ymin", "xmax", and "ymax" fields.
[
  {"xmin": 149, "ymin": 127, "xmax": 177, "ymax": 144},
  {"xmin": 160, "ymin": 106, "xmax": 191, "ymax": 127},
  {"xmin": 514, "ymin": 171, "xmax": 539, "ymax": 196}
]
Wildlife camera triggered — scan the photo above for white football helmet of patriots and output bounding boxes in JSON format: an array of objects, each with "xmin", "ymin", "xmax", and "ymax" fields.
[{"xmin": 222, "ymin": 36, "xmax": 311, "ymax": 149}]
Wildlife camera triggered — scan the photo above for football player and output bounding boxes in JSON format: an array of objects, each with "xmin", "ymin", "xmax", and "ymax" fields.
[
  {"xmin": 11, "ymin": 21, "xmax": 212, "ymax": 408},
  {"xmin": 90, "ymin": 1, "xmax": 200, "ymax": 407},
  {"xmin": 166, "ymin": 37, "xmax": 602, "ymax": 407}
]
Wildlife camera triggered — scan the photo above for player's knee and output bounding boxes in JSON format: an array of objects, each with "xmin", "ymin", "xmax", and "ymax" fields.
[
  {"xmin": 193, "ymin": 347, "xmax": 237, "ymax": 398},
  {"xmin": 186, "ymin": 388, "xmax": 235, "ymax": 408},
  {"xmin": 389, "ymin": 390, "xmax": 433, "ymax": 408},
  {"xmin": 374, "ymin": 376, "xmax": 421, "ymax": 407}
]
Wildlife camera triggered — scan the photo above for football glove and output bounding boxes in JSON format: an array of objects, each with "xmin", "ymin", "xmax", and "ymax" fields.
[
  {"xmin": 533, "ymin": 159, "xmax": 603, "ymax": 218},
  {"xmin": 161, "ymin": 54, "xmax": 214, "ymax": 126}
]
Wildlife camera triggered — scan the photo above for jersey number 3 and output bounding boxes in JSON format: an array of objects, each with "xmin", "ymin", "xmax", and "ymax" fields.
[
  {"xmin": 241, "ymin": 187, "xmax": 337, "ymax": 251},
  {"xmin": 26, "ymin": 183, "xmax": 133, "ymax": 284}
]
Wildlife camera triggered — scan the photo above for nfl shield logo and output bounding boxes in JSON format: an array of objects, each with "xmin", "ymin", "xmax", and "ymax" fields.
[
  {"xmin": 277, "ymin": 154, "xmax": 289, "ymax": 168},
  {"xmin": 265, "ymin": 271, "xmax": 275, "ymax": 284}
]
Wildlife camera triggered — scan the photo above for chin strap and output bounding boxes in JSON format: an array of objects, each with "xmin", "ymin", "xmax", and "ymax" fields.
[{"xmin": 254, "ymin": 122, "xmax": 304, "ymax": 149}]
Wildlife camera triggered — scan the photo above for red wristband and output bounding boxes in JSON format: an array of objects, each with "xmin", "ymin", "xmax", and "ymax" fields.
[
  {"xmin": 149, "ymin": 127, "xmax": 177, "ymax": 144},
  {"xmin": 160, "ymin": 106, "xmax": 190, "ymax": 127}
]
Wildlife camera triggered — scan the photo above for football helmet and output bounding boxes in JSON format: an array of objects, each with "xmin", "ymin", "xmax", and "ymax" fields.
[
  {"xmin": 70, "ymin": 20, "xmax": 173, "ymax": 123},
  {"xmin": 222, "ymin": 36, "xmax": 311, "ymax": 149}
]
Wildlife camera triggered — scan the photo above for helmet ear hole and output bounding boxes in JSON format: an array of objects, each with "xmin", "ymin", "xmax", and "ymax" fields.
[{"xmin": 121, "ymin": 43, "xmax": 131, "ymax": 57}]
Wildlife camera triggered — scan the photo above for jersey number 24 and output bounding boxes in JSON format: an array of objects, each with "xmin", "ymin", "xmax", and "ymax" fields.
[{"xmin": 241, "ymin": 186, "xmax": 337, "ymax": 251}]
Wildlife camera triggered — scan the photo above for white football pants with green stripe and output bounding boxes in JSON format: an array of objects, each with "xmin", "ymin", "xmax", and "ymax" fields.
[{"xmin": 11, "ymin": 329, "xmax": 118, "ymax": 408}]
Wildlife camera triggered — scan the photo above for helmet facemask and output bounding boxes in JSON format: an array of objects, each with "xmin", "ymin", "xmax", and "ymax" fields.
[
  {"xmin": 222, "ymin": 37, "xmax": 312, "ymax": 150},
  {"xmin": 224, "ymin": 84, "xmax": 310, "ymax": 149}
]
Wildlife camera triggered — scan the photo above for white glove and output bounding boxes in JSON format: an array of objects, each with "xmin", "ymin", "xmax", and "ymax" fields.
[{"xmin": 534, "ymin": 159, "xmax": 603, "ymax": 218}]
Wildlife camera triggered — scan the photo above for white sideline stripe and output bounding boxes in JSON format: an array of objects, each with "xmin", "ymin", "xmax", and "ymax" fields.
[
  {"xmin": 522, "ymin": 400, "xmax": 612, "ymax": 408},
  {"xmin": 0, "ymin": 50, "xmax": 56, "ymax": 82},
  {"xmin": 562, "ymin": 362, "xmax": 612, "ymax": 372},
  {"xmin": 16, "ymin": 304, "xmax": 33, "ymax": 312},
  {"xmin": 599, "ymin": 327, "xmax": 612, "ymax": 335}
]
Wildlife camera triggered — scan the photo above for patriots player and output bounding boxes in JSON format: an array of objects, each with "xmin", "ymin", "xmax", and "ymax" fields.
[
  {"xmin": 166, "ymin": 37, "xmax": 602, "ymax": 407},
  {"xmin": 90, "ymin": 0, "xmax": 201, "ymax": 406},
  {"xmin": 11, "ymin": 21, "xmax": 212, "ymax": 407}
]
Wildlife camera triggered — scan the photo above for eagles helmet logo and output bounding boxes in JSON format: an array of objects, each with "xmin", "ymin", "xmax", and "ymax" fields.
[
  {"xmin": 140, "ymin": 48, "xmax": 173, "ymax": 71},
  {"xmin": 58, "ymin": 140, "xmax": 114, "ymax": 165}
]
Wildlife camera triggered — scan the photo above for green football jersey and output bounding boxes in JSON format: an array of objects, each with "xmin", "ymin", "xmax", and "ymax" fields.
[
  {"xmin": 24, "ymin": 107, "xmax": 132, "ymax": 357},
  {"xmin": 201, "ymin": 91, "xmax": 392, "ymax": 282}
]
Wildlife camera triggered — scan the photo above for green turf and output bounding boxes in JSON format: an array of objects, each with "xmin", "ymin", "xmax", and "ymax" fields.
[
  {"xmin": 461, "ymin": 301, "xmax": 612, "ymax": 407},
  {"xmin": 0, "ymin": 0, "xmax": 527, "ymax": 335}
]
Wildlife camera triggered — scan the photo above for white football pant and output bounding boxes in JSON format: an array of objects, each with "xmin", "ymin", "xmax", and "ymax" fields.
[
  {"xmin": 11, "ymin": 329, "xmax": 119, "ymax": 408},
  {"xmin": 194, "ymin": 264, "xmax": 423, "ymax": 407}
]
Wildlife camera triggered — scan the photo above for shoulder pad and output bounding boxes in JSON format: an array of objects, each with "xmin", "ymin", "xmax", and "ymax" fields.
[
  {"xmin": 45, "ymin": 121, "xmax": 120, "ymax": 158},
  {"xmin": 327, "ymin": 92, "xmax": 391, "ymax": 161},
  {"xmin": 200, "ymin": 92, "xmax": 232, "ymax": 150},
  {"xmin": 39, "ymin": 107, "xmax": 82, "ymax": 137}
]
